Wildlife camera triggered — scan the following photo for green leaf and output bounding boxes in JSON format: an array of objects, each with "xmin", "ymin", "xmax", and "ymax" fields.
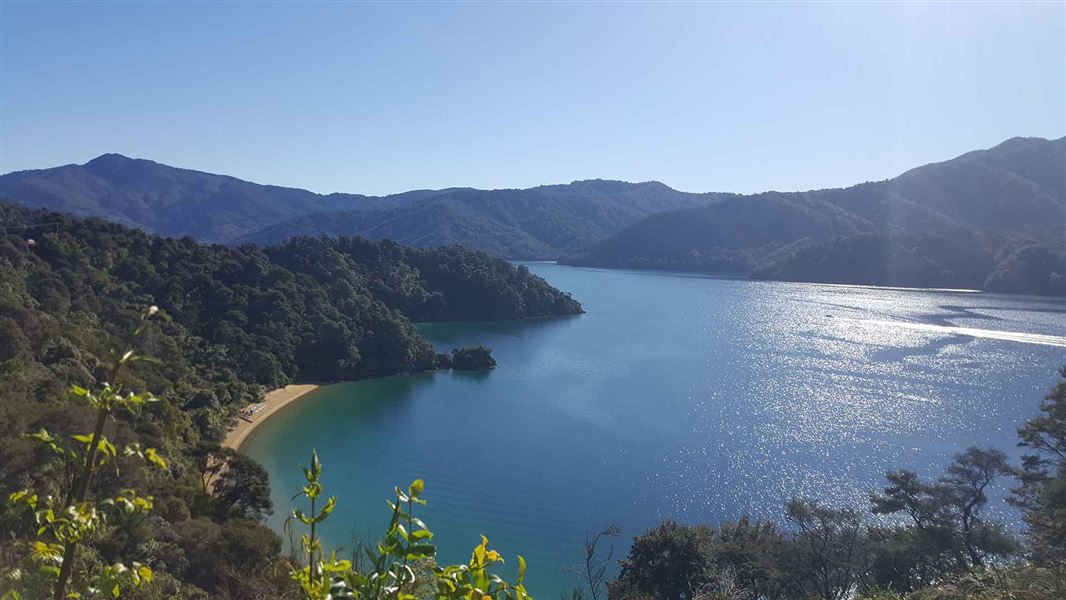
[
  {"xmin": 404, "ymin": 544, "xmax": 436, "ymax": 560},
  {"xmin": 409, "ymin": 478, "xmax": 424, "ymax": 499},
  {"xmin": 144, "ymin": 447, "xmax": 167, "ymax": 469}
]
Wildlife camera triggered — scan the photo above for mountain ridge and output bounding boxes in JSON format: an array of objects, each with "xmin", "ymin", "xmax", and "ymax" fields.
[
  {"xmin": 563, "ymin": 136, "xmax": 1066, "ymax": 295},
  {"xmin": 0, "ymin": 155, "xmax": 724, "ymax": 256},
  {"xmin": 2, "ymin": 137, "xmax": 1064, "ymax": 288}
]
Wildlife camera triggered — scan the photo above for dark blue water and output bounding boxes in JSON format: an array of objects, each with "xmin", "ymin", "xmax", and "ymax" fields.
[{"xmin": 243, "ymin": 263, "xmax": 1066, "ymax": 595}]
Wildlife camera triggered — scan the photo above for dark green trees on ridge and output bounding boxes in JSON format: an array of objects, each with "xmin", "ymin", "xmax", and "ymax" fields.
[{"xmin": 0, "ymin": 201, "xmax": 580, "ymax": 598}]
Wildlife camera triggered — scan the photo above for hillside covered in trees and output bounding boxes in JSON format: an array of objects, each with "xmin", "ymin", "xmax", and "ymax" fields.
[
  {"xmin": 0, "ymin": 153, "xmax": 427, "ymax": 243},
  {"xmin": 1, "ymin": 198, "xmax": 1063, "ymax": 599},
  {"xmin": 0, "ymin": 200, "xmax": 581, "ymax": 387},
  {"xmin": 4, "ymin": 138, "xmax": 1064, "ymax": 290},
  {"xmin": 237, "ymin": 181, "xmax": 728, "ymax": 259},
  {"xmin": 564, "ymin": 136, "xmax": 1066, "ymax": 295},
  {"xmin": 0, "ymin": 155, "xmax": 722, "ymax": 258},
  {"xmin": 0, "ymin": 200, "xmax": 581, "ymax": 597}
]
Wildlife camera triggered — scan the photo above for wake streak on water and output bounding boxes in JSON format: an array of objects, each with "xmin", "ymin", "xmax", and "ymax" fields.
[{"xmin": 847, "ymin": 319, "xmax": 1066, "ymax": 348}]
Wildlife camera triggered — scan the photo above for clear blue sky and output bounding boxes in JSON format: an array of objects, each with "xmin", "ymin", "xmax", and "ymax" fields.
[{"xmin": 1, "ymin": 2, "xmax": 1063, "ymax": 196}]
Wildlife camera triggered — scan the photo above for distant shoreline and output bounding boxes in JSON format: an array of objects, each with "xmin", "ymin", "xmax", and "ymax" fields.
[{"xmin": 223, "ymin": 384, "xmax": 320, "ymax": 452}]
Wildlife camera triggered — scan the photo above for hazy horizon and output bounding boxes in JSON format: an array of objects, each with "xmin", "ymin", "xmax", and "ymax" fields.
[
  {"xmin": 1, "ymin": 3, "xmax": 1063, "ymax": 196},
  {"xmin": 3, "ymin": 134, "xmax": 1064, "ymax": 199}
]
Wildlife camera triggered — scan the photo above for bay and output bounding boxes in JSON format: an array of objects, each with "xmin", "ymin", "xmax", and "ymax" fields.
[{"xmin": 243, "ymin": 263, "xmax": 1066, "ymax": 595}]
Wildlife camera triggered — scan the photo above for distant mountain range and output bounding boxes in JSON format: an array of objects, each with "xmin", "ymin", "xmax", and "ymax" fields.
[
  {"xmin": 564, "ymin": 136, "xmax": 1066, "ymax": 295},
  {"xmin": 0, "ymin": 153, "xmax": 427, "ymax": 243},
  {"xmin": 2, "ymin": 136, "xmax": 1064, "ymax": 294},
  {"xmin": 0, "ymin": 155, "xmax": 721, "ymax": 257}
]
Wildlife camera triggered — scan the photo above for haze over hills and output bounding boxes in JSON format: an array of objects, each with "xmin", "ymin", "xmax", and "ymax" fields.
[
  {"xmin": 564, "ymin": 136, "xmax": 1066, "ymax": 295},
  {"xmin": 237, "ymin": 180, "xmax": 729, "ymax": 258},
  {"xmin": 2, "ymin": 136, "xmax": 1064, "ymax": 294},
  {"xmin": 0, "ymin": 153, "xmax": 430, "ymax": 243},
  {"xmin": 0, "ymin": 155, "xmax": 724, "ymax": 256}
]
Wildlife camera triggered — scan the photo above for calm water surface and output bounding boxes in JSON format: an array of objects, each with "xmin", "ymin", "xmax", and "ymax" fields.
[{"xmin": 244, "ymin": 264, "xmax": 1066, "ymax": 595}]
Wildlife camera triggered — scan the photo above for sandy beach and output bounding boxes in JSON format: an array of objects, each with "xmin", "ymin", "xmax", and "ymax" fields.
[{"xmin": 223, "ymin": 384, "xmax": 320, "ymax": 451}]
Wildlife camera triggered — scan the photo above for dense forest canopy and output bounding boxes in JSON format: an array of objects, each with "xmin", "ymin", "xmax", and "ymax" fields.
[
  {"xmin": 564, "ymin": 137, "xmax": 1066, "ymax": 296},
  {"xmin": 0, "ymin": 197, "xmax": 580, "ymax": 466},
  {"xmin": 0, "ymin": 201, "xmax": 581, "ymax": 598}
]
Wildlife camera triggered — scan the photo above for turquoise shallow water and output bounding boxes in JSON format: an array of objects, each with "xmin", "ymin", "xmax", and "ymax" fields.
[{"xmin": 243, "ymin": 263, "xmax": 1066, "ymax": 595}]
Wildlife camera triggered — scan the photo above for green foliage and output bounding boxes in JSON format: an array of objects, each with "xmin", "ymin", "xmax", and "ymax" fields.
[
  {"xmin": 264, "ymin": 236, "xmax": 582, "ymax": 323},
  {"xmin": 210, "ymin": 450, "xmax": 273, "ymax": 521},
  {"xmin": 449, "ymin": 347, "xmax": 496, "ymax": 371},
  {"xmin": 871, "ymin": 448, "xmax": 1019, "ymax": 573},
  {"xmin": 0, "ymin": 202, "xmax": 580, "ymax": 599},
  {"xmin": 2, "ymin": 308, "xmax": 168, "ymax": 600},
  {"xmin": 785, "ymin": 499, "xmax": 866, "ymax": 600},
  {"xmin": 610, "ymin": 520, "xmax": 716, "ymax": 600},
  {"xmin": 286, "ymin": 451, "xmax": 530, "ymax": 600},
  {"xmin": 904, "ymin": 562, "xmax": 1066, "ymax": 600},
  {"xmin": 1012, "ymin": 367, "xmax": 1066, "ymax": 564},
  {"xmin": 241, "ymin": 181, "xmax": 725, "ymax": 260},
  {"xmin": 609, "ymin": 449, "xmax": 1024, "ymax": 600}
]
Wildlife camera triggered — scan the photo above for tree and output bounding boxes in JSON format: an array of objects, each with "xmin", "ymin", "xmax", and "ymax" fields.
[
  {"xmin": 609, "ymin": 520, "xmax": 716, "ymax": 600},
  {"xmin": 0, "ymin": 202, "xmax": 581, "ymax": 598},
  {"xmin": 871, "ymin": 447, "xmax": 1018, "ymax": 574},
  {"xmin": 784, "ymin": 499, "xmax": 865, "ymax": 600},
  {"xmin": 711, "ymin": 518, "xmax": 790, "ymax": 600},
  {"xmin": 570, "ymin": 524, "xmax": 621, "ymax": 600},
  {"xmin": 450, "ymin": 346, "xmax": 497, "ymax": 371},
  {"xmin": 211, "ymin": 449, "xmax": 274, "ymax": 521},
  {"xmin": 1012, "ymin": 367, "xmax": 1066, "ymax": 564},
  {"xmin": 2, "ymin": 307, "xmax": 168, "ymax": 600}
]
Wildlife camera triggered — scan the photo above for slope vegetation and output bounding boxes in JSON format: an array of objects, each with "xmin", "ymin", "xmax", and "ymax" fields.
[
  {"xmin": 565, "ymin": 137, "xmax": 1066, "ymax": 295},
  {"xmin": 240, "ymin": 181, "xmax": 728, "ymax": 258},
  {"xmin": 0, "ymin": 155, "xmax": 723, "ymax": 257},
  {"xmin": 0, "ymin": 200, "xmax": 581, "ymax": 596}
]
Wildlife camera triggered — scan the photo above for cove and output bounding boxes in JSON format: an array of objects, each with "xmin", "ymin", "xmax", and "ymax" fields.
[{"xmin": 243, "ymin": 263, "xmax": 1066, "ymax": 596}]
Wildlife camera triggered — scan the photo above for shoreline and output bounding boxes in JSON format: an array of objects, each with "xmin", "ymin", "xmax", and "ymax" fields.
[{"xmin": 223, "ymin": 384, "xmax": 320, "ymax": 452}]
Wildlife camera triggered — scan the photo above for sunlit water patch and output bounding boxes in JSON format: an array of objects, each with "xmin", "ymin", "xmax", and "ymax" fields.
[
  {"xmin": 842, "ymin": 318, "xmax": 1066, "ymax": 348},
  {"xmin": 244, "ymin": 265, "xmax": 1066, "ymax": 595}
]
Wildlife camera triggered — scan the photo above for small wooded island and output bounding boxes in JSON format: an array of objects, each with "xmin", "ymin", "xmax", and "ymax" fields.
[{"xmin": 446, "ymin": 346, "xmax": 497, "ymax": 370}]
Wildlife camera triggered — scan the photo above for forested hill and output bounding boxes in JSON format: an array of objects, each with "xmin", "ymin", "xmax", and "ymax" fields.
[
  {"xmin": 0, "ymin": 202, "xmax": 578, "ymax": 596},
  {"xmin": 564, "ymin": 136, "xmax": 1066, "ymax": 296},
  {"xmin": 0, "ymin": 199, "xmax": 581, "ymax": 392},
  {"xmin": 238, "ymin": 181, "xmax": 730, "ymax": 259},
  {"xmin": 0, "ymin": 153, "xmax": 388, "ymax": 242},
  {"xmin": 0, "ymin": 154, "xmax": 724, "ymax": 257}
]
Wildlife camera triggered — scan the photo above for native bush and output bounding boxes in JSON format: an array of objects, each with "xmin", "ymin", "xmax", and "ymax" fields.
[{"xmin": 287, "ymin": 450, "xmax": 531, "ymax": 600}]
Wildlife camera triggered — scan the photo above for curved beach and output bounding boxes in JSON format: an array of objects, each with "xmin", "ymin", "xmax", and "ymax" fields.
[{"xmin": 223, "ymin": 384, "xmax": 320, "ymax": 451}]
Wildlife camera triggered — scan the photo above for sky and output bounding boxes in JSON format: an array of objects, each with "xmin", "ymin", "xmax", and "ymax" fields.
[{"xmin": 0, "ymin": 2, "xmax": 1063, "ymax": 196}]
